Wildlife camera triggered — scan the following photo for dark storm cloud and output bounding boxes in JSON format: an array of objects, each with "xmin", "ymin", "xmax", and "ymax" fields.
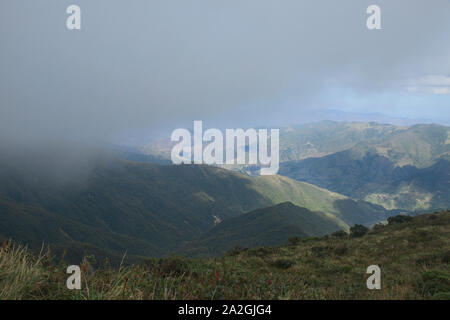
[{"xmin": 1, "ymin": 0, "xmax": 449, "ymax": 147}]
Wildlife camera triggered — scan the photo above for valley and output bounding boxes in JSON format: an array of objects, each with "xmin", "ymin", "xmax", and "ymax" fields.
[
  {"xmin": 0, "ymin": 121, "xmax": 448, "ymax": 265},
  {"xmin": 0, "ymin": 154, "xmax": 396, "ymax": 262}
]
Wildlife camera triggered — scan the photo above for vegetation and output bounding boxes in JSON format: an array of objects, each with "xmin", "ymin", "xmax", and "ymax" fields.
[
  {"xmin": 279, "ymin": 121, "xmax": 450, "ymax": 167},
  {"xmin": 349, "ymin": 224, "xmax": 369, "ymax": 238},
  {"xmin": 0, "ymin": 159, "xmax": 395, "ymax": 261},
  {"xmin": 0, "ymin": 121, "xmax": 448, "ymax": 299},
  {"xmin": 280, "ymin": 151, "xmax": 450, "ymax": 212},
  {"xmin": 178, "ymin": 202, "xmax": 343, "ymax": 257},
  {"xmin": 387, "ymin": 215, "xmax": 413, "ymax": 225},
  {"xmin": 1, "ymin": 210, "xmax": 448, "ymax": 300},
  {"xmin": 135, "ymin": 121, "xmax": 450, "ymax": 212},
  {"xmin": 278, "ymin": 122, "xmax": 450, "ymax": 211}
]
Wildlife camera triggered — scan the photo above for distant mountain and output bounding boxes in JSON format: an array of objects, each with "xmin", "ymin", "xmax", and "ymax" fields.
[
  {"xmin": 279, "ymin": 123, "xmax": 450, "ymax": 211},
  {"xmin": 0, "ymin": 157, "xmax": 395, "ymax": 259},
  {"xmin": 279, "ymin": 122, "xmax": 450, "ymax": 165},
  {"xmin": 113, "ymin": 144, "xmax": 172, "ymax": 165},
  {"xmin": 138, "ymin": 121, "xmax": 450, "ymax": 168},
  {"xmin": 138, "ymin": 121, "xmax": 406, "ymax": 163},
  {"xmin": 355, "ymin": 123, "xmax": 450, "ymax": 168},
  {"xmin": 178, "ymin": 202, "xmax": 342, "ymax": 257},
  {"xmin": 279, "ymin": 121, "xmax": 403, "ymax": 162}
]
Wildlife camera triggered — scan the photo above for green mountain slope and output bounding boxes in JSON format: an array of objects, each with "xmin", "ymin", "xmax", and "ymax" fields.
[
  {"xmin": 278, "ymin": 122, "xmax": 450, "ymax": 211},
  {"xmin": 249, "ymin": 175, "xmax": 348, "ymax": 228},
  {"xmin": 0, "ymin": 157, "xmax": 395, "ymax": 258},
  {"xmin": 178, "ymin": 202, "xmax": 343, "ymax": 257},
  {"xmin": 279, "ymin": 121, "xmax": 403, "ymax": 162},
  {"xmin": 280, "ymin": 151, "xmax": 450, "ymax": 211},
  {"xmin": 279, "ymin": 121, "xmax": 450, "ymax": 167},
  {"xmin": 137, "ymin": 122, "xmax": 449, "ymax": 212},
  {"xmin": 369, "ymin": 124, "xmax": 450, "ymax": 168},
  {"xmin": 2, "ymin": 210, "xmax": 448, "ymax": 300},
  {"xmin": 0, "ymin": 198, "xmax": 163, "ymax": 258},
  {"xmin": 0, "ymin": 160, "xmax": 269, "ymax": 256}
]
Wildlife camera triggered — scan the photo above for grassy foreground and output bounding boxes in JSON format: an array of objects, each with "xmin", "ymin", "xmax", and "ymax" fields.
[{"xmin": 1, "ymin": 211, "xmax": 449, "ymax": 300}]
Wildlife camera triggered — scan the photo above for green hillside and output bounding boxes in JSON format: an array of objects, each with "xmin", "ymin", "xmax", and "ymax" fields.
[
  {"xmin": 141, "ymin": 122, "xmax": 450, "ymax": 168},
  {"xmin": 278, "ymin": 122, "xmax": 450, "ymax": 211},
  {"xmin": 279, "ymin": 121, "xmax": 403, "ymax": 162},
  {"xmin": 280, "ymin": 152, "xmax": 450, "ymax": 211},
  {"xmin": 250, "ymin": 175, "xmax": 397, "ymax": 228},
  {"xmin": 279, "ymin": 121, "xmax": 450, "ymax": 167},
  {"xmin": 251, "ymin": 175, "xmax": 345, "ymax": 214},
  {"xmin": 0, "ymin": 158, "xmax": 394, "ymax": 259},
  {"xmin": 137, "ymin": 122, "xmax": 450, "ymax": 212},
  {"xmin": 0, "ymin": 160, "xmax": 270, "ymax": 257},
  {"xmin": 370, "ymin": 124, "xmax": 450, "ymax": 168},
  {"xmin": 178, "ymin": 202, "xmax": 342, "ymax": 257},
  {"xmin": 1, "ymin": 210, "xmax": 448, "ymax": 300}
]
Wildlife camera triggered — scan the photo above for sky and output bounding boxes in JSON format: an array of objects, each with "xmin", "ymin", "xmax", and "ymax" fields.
[{"xmin": 1, "ymin": 0, "xmax": 450, "ymax": 148}]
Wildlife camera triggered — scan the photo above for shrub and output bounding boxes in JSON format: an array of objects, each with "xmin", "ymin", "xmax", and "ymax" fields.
[
  {"xmin": 225, "ymin": 245, "xmax": 248, "ymax": 256},
  {"xmin": 334, "ymin": 244, "xmax": 348, "ymax": 255},
  {"xmin": 331, "ymin": 230, "xmax": 348, "ymax": 239},
  {"xmin": 142, "ymin": 258, "xmax": 158, "ymax": 270},
  {"xmin": 350, "ymin": 224, "xmax": 369, "ymax": 238},
  {"xmin": 287, "ymin": 236, "xmax": 302, "ymax": 246},
  {"xmin": 157, "ymin": 256, "xmax": 189, "ymax": 277},
  {"xmin": 311, "ymin": 245, "xmax": 333, "ymax": 258},
  {"xmin": 371, "ymin": 223, "xmax": 385, "ymax": 232},
  {"xmin": 248, "ymin": 247, "xmax": 274, "ymax": 258},
  {"xmin": 272, "ymin": 258, "xmax": 295, "ymax": 269},
  {"xmin": 415, "ymin": 270, "xmax": 450, "ymax": 298},
  {"xmin": 387, "ymin": 215, "xmax": 413, "ymax": 225}
]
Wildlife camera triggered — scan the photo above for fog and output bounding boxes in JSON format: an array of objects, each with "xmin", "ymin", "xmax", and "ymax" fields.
[{"xmin": 1, "ymin": 0, "xmax": 449, "ymax": 151}]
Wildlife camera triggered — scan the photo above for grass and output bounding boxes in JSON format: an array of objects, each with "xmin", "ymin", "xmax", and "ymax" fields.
[
  {"xmin": 0, "ymin": 210, "xmax": 449, "ymax": 300},
  {"xmin": 0, "ymin": 242, "xmax": 48, "ymax": 299}
]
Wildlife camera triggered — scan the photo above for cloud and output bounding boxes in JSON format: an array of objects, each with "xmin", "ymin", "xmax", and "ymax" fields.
[
  {"xmin": 407, "ymin": 75, "xmax": 450, "ymax": 95},
  {"xmin": 0, "ymin": 0, "xmax": 450, "ymax": 150},
  {"xmin": 421, "ymin": 75, "xmax": 450, "ymax": 87}
]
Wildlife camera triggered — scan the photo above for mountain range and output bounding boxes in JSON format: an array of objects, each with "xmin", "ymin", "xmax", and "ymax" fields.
[
  {"xmin": 278, "ymin": 122, "xmax": 450, "ymax": 211},
  {"xmin": 0, "ymin": 156, "xmax": 396, "ymax": 261},
  {"xmin": 0, "ymin": 121, "xmax": 448, "ymax": 260},
  {"xmin": 137, "ymin": 121, "xmax": 450, "ymax": 211}
]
